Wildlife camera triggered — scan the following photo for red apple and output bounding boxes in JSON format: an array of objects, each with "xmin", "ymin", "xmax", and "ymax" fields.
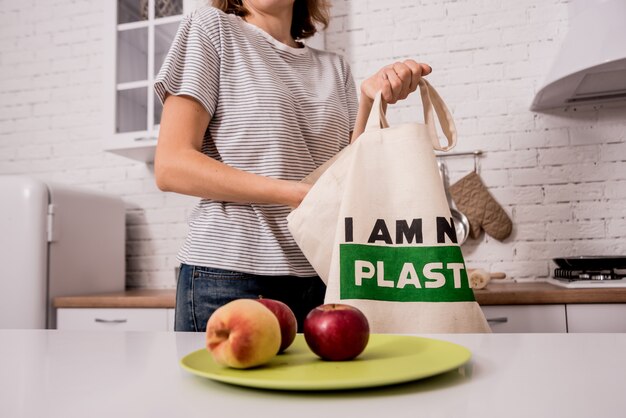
[
  {"xmin": 255, "ymin": 298, "xmax": 297, "ymax": 352},
  {"xmin": 303, "ymin": 303, "xmax": 370, "ymax": 361},
  {"xmin": 206, "ymin": 299, "xmax": 281, "ymax": 369}
]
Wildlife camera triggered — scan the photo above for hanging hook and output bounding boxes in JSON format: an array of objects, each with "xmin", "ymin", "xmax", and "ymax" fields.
[{"xmin": 434, "ymin": 149, "xmax": 483, "ymax": 173}]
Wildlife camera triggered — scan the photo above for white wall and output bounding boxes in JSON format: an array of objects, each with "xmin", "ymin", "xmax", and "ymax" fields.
[
  {"xmin": 0, "ymin": 0, "xmax": 624, "ymax": 288},
  {"xmin": 0, "ymin": 0, "xmax": 194, "ymax": 288},
  {"xmin": 326, "ymin": 0, "xmax": 626, "ymax": 279}
]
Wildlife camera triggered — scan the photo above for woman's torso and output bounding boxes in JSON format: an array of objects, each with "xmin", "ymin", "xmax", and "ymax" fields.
[{"xmin": 156, "ymin": 7, "xmax": 357, "ymax": 276}]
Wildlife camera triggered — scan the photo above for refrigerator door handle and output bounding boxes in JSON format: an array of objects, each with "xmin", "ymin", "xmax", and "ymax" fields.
[{"xmin": 47, "ymin": 204, "xmax": 57, "ymax": 242}]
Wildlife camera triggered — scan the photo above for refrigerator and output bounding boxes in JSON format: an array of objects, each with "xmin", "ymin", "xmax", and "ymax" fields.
[{"xmin": 0, "ymin": 176, "xmax": 126, "ymax": 329}]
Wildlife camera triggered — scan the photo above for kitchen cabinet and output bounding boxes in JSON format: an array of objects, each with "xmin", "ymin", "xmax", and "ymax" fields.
[
  {"xmin": 566, "ymin": 304, "xmax": 626, "ymax": 333},
  {"xmin": 57, "ymin": 308, "xmax": 175, "ymax": 331},
  {"xmin": 55, "ymin": 304, "xmax": 626, "ymax": 333},
  {"xmin": 482, "ymin": 303, "xmax": 626, "ymax": 333},
  {"xmin": 481, "ymin": 304, "xmax": 568, "ymax": 333},
  {"xmin": 103, "ymin": 0, "xmax": 202, "ymax": 162},
  {"xmin": 54, "ymin": 289, "xmax": 176, "ymax": 331},
  {"xmin": 54, "ymin": 285, "xmax": 626, "ymax": 333}
]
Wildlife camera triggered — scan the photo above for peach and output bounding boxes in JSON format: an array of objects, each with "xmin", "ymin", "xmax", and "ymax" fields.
[{"xmin": 206, "ymin": 299, "xmax": 281, "ymax": 369}]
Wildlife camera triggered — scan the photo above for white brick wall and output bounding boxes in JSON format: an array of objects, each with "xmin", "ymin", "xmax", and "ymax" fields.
[
  {"xmin": 0, "ymin": 0, "xmax": 193, "ymax": 288},
  {"xmin": 327, "ymin": 0, "xmax": 626, "ymax": 279},
  {"xmin": 1, "ymin": 0, "xmax": 625, "ymax": 289}
]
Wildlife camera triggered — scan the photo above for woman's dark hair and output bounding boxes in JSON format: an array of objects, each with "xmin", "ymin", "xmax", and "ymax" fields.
[{"xmin": 212, "ymin": 0, "xmax": 330, "ymax": 40}]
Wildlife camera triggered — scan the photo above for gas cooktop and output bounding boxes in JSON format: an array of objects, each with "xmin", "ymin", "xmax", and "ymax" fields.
[{"xmin": 548, "ymin": 256, "xmax": 626, "ymax": 288}]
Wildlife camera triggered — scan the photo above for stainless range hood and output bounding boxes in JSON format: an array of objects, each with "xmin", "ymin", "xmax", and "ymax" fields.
[{"xmin": 531, "ymin": 0, "xmax": 626, "ymax": 111}]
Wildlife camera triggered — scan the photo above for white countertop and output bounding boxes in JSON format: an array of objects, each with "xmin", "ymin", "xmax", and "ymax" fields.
[{"xmin": 1, "ymin": 330, "xmax": 625, "ymax": 418}]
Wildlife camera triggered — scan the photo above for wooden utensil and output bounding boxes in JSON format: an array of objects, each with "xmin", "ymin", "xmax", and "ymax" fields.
[{"xmin": 468, "ymin": 269, "xmax": 506, "ymax": 289}]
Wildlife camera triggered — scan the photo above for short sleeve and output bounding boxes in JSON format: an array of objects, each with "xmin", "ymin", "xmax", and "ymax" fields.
[
  {"xmin": 154, "ymin": 12, "xmax": 220, "ymax": 117},
  {"xmin": 342, "ymin": 59, "xmax": 358, "ymax": 133}
]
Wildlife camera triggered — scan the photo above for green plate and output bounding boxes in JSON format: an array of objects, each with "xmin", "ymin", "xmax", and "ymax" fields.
[{"xmin": 180, "ymin": 334, "xmax": 471, "ymax": 391}]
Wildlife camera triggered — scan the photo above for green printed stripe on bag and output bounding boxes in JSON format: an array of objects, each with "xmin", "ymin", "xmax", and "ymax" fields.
[{"xmin": 339, "ymin": 244, "xmax": 475, "ymax": 302}]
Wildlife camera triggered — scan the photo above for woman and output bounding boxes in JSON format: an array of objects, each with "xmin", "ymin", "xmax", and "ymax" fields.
[{"xmin": 154, "ymin": 0, "xmax": 431, "ymax": 332}]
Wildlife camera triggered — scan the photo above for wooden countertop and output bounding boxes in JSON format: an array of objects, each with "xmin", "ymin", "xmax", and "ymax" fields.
[
  {"xmin": 53, "ymin": 282, "xmax": 626, "ymax": 309},
  {"xmin": 474, "ymin": 282, "xmax": 626, "ymax": 305},
  {"xmin": 54, "ymin": 289, "xmax": 176, "ymax": 309}
]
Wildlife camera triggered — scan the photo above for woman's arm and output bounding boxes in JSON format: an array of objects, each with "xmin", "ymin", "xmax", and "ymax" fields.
[
  {"xmin": 350, "ymin": 60, "xmax": 432, "ymax": 143},
  {"xmin": 154, "ymin": 94, "xmax": 309, "ymax": 208}
]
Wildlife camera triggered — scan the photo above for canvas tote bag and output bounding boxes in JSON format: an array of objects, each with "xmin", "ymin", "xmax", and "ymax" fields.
[{"xmin": 287, "ymin": 79, "xmax": 490, "ymax": 333}]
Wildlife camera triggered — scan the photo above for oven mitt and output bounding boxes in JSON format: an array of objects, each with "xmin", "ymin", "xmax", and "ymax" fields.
[{"xmin": 449, "ymin": 171, "xmax": 512, "ymax": 241}]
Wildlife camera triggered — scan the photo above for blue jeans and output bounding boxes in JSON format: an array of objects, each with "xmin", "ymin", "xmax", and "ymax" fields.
[{"xmin": 174, "ymin": 264, "xmax": 326, "ymax": 332}]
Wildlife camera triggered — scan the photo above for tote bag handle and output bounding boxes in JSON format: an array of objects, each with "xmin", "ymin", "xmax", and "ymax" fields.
[{"xmin": 365, "ymin": 79, "xmax": 457, "ymax": 151}]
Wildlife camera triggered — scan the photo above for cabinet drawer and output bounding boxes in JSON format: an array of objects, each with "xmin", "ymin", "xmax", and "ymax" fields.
[
  {"xmin": 567, "ymin": 304, "xmax": 626, "ymax": 333},
  {"xmin": 57, "ymin": 308, "xmax": 168, "ymax": 331},
  {"xmin": 481, "ymin": 305, "xmax": 567, "ymax": 333}
]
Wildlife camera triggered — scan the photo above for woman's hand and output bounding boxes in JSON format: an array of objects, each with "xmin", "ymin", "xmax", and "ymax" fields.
[
  {"xmin": 350, "ymin": 59, "xmax": 432, "ymax": 142},
  {"xmin": 287, "ymin": 181, "xmax": 312, "ymax": 209},
  {"xmin": 360, "ymin": 59, "xmax": 432, "ymax": 104}
]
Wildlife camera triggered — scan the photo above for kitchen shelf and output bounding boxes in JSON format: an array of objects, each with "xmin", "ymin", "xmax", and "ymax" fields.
[{"xmin": 103, "ymin": 135, "xmax": 158, "ymax": 162}]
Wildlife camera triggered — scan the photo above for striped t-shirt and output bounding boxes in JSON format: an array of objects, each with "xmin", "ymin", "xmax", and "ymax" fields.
[{"xmin": 154, "ymin": 7, "xmax": 358, "ymax": 276}]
